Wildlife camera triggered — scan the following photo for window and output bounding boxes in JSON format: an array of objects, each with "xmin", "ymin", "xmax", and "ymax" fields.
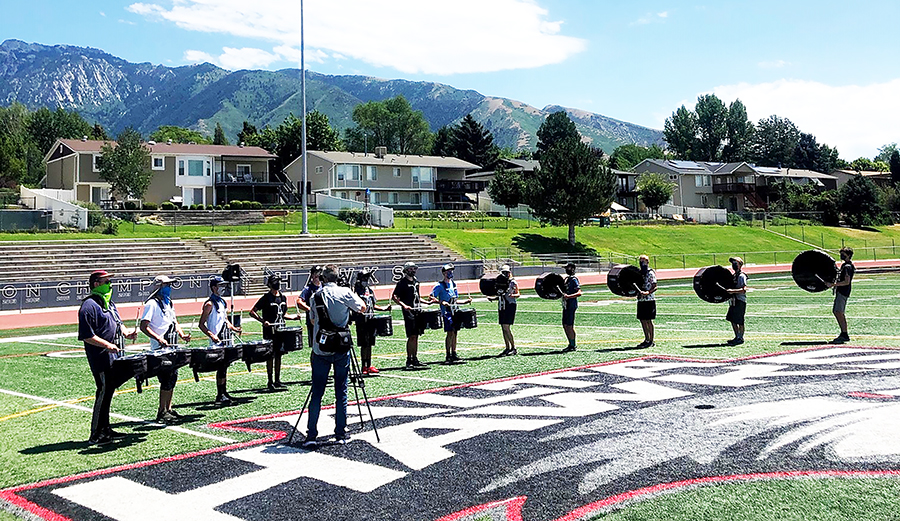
[
  {"xmin": 371, "ymin": 192, "xmax": 380, "ymax": 204},
  {"xmin": 695, "ymin": 175, "xmax": 703, "ymax": 188},
  {"xmin": 704, "ymin": 175, "xmax": 711, "ymax": 187},
  {"xmin": 389, "ymin": 192, "xmax": 399, "ymax": 204},
  {"xmin": 411, "ymin": 192, "xmax": 421, "ymax": 205},
  {"xmin": 668, "ymin": 174, "xmax": 678, "ymax": 182},
  {"xmin": 152, "ymin": 156, "xmax": 165, "ymax": 170},
  {"xmin": 188, "ymin": 159, "xmax": 205, "ymax": 177},
  {"xmin": 336, "ymin": 164, "xmax": 360, "ymax": 182},
  {"xmin": 315, "ymin": 166, "xmax": 323, "ymax": 174},
  {"xmin": 91, "ymin": 186, "xmax": 109, "ymax": 204},
  {"xmin": 178, "ymin": 160, "xmax": 185, "ymax": 176},
  {"xmin": 92, "ymin": 154, "xmax": 101, "ymax": 172},
  {"xmin": 411, "ymin": 167, "xmax": 433, "ymax": 184},
  {"xmin": 366, "ymin": 166, "xmax": 377, "ymax": 181},
  {"xmin": 237, "ymin": 164, "xmax": 251, "ymax": 182},
  {"xmin": 393, "ymin": 167, "xmax": 401, "ymax": 177}
]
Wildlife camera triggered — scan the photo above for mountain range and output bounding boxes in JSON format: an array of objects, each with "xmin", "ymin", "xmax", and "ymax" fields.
[{"xmin": 0, "ymin": 39, "xmax": 664, "ymax": 153}]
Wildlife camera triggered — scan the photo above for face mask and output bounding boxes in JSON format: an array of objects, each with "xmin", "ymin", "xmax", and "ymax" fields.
[
  {"xmin": 732, "ymin": 263, "xmax": 740, "ymax": 271},
  {"xmin": 159, "ymin": 285, "xmax": 171, "ymax": 302},
  {"xmin": 92, "ymin": 282, "xmax": 113, "ymax": 309},
  {"xmin": 271, "ymin": 282, "xmax": 281, "ymax": 291},
  {"xmin": 446, "ymin": 271, "xmax": 454, "ymax": 279}
]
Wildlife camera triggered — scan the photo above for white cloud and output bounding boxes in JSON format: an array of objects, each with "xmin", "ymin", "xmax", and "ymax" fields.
[
  {"xmin": 118, "ymin": 19, "xmax": 137, "ymax": 25},
  {"xmin": 758, "ymin": 59, "xmax": 789, "ymax": 69},
  {"xmin": 710, "ymin": 78, "xmax": 900, "ymax": 160},
  {"xmin": 99, "ymin": 11, "xmax": 106, "ymax": 17},
  {"xmin": 632, "ymin": 10, "xmax": 669, "ymax": 25},
  {"xmin": 183, "ymin": 47, "xmax": 281, "ymax": 69},
  {"xmin": 126, "ymin": 0, "xmax": 586, "ymax": 75},
  {"xmin": 657, "ymin": 11, "xmax": 668, "ymax": 18},
  {"xmin": 183, "ymin": 50, "xmax": 216, "ymax": 64}
]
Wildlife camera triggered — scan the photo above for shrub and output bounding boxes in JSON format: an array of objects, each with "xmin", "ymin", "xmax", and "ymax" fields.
[
  {"xmin": 231, "ymin": 200, "xmax": 244, "ymax": 210},
  {"xmin": 160, "ymin": 201, "xmax": 177, "ymax": 210},
  {"xmin": 223, "ymin": 204, "xmax": 231, "ymax": 210},
  {"xmin": 123, "ymin": 201, "xmax": 139, "ymax": 210},
  {"xmin": 337, "ymin": 208, "xmax": 367, "ymax": 226},
  {"xmin": 75, "ymin": 201, "xmax": 105, "ymax": 228},
  {"xmin": 143, "ymin": 202, "xmax": 158, "ymax": 210},
  {"xmin": 726, "ymin": 213, "xmax": 748, "ymax": 226},
  {"xmin": 250, "ymin": 201, "xmax": 263, "ymax": 209}
]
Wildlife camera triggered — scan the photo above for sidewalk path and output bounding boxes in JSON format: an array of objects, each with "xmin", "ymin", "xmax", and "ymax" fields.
[{"xmin": 2, "ymin": 258, "xmax": 898, "ymax": 330}]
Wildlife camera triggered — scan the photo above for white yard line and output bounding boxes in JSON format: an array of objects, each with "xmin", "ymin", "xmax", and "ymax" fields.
[
  {"xmin": 377, "ymin": 373, "xmax": 463, "ymax": 384},
  {"xmin": 20, "ymin": 340, "xmax": 81, "ymax": 349},
  {"xmin": 0, "ymin": 332, "xmax": 79, "ymax": 343},
  {"xmin": 0, "ymin": 387, "xmax": 235, "ymax": 443}
]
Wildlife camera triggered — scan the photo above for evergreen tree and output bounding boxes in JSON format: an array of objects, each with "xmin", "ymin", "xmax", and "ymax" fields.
[
  {"xmin": 431, "ymin": 126, "xmax": 455, "ymax": 157},
  {"xmin": 663, "ymin": 105, "xmax": 698, "ymax": 160},
  {"xmin": 609, "ymin": 144, "xmax": 665, "ymax": 171},
  {"xmin": 535, "ymin": 111, "xmax": 580, "ymax": 161},
  {"xmin": 487, "ymin": 166, "xmax": 524, "ymax": 217},
  {"xmin": 97, "ymin": 127, "xmax": 153, "ymax": 200},
  {"xmin": 452, "ymin": 114, "xmax": 498, "ymax": 171},
  {"xmin": 524, "ymin": 138, "xmax": 616, "ymax": 246},
  {"xmin": 213, "ymin": 122, "xmax": 229, "ymax": 145},
  {"xmin": 237, "ymin": 121, "xmax": 258, "ymax": 145},
  {"xmin": 91, "ymin": 123, "xmax": 109, "ymax": 141}
]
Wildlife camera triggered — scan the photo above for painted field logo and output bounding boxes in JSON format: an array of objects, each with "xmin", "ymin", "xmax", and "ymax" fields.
[{"xmin": 6, "ymin": 347, "xmax": 900, "ymax": 520}]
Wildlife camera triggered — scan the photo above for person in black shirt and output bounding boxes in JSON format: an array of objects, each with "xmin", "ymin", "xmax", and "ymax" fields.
[
  {"xmin": 354, "ymin": 268, "xmax": 391, "ymax": 375},
  {"xmin": 827, "ymin": 247, "xmax": 855, "ymax": 343},
  {"xmin": 250, "ymin": 275, "xmax": 300, "ymax": 391},
  {"xmin": 77, "ymin": 270, "xmax": 138, "ymax": 445},
  {"xmin": 561, "ymin": 262, "xmax": 582, "ymax": 352},
  {"xmin": 392, "ymin": 262, "xmax": 429, "ymax": 370}
]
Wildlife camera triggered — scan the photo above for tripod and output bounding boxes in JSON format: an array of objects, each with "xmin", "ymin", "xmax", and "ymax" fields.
[{"xmin": 285, "ymin": 342, "xmax": 381, "ymax": 445}]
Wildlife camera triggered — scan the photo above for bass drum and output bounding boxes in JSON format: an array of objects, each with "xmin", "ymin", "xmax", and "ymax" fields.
[
  {"xmin": 535, "ymin": 272, "xmax": 566, "ymax": 300},
  {"xmin": 693, "ymin": 265, "xmax": 734, "ymax": 303},
  {"xmin": 479, "ymin": 274, "xmax": 510, "ymax": 297},
  {"xmin": 792, "ymin": 250, "xmax": 838, "ymax": 293},
  {"xmin": 607, "ymin": 264, "xmax": 642, "ymax": 297}
]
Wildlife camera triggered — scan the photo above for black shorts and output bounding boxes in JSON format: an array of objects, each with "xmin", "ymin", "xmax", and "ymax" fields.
[
  {"xmin": 562, "ymin": 303, "xmax": 577, "ymax": 326},
  {"xmin": 637, "ymin": 300, "xmax": 656, "ymax": 321},
  {"xmin": 726, "ymin": 299, "xmax": 746, "ymax": 325},
  {"xmin": 402, "ymin": 309, "xmax": 421, "ymax": 338},
  {"xmin": 499, "ymin": 303, "xmax": 517, "ymax": 325},
  {"xmin": 158, "ymin": 368, "xmax": 178, "ymax": 391},
  {"xmin": 356, "ymin": 319, "xmax": 376, "ymax": 348}
]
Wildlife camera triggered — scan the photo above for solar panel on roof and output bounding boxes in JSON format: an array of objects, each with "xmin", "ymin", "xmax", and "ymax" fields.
[{"xmin": 669, "ymin": 160, "xmax": 704, "ymax": 170}]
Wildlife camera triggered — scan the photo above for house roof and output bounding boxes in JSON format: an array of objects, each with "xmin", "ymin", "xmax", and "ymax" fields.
[
  {"xmin": 53, "ymin": 139, "xmax": 276, "ymax": 159},
  {"xmin": 295, "ymin": 150, "xmax": 480, "ymax": 171},
  {"xmin": 634, "ymin": 158, "xmax": 835, "ymax": 179},
  {"xmin": 831, "ymin": 169, "xmax": 890, "ymax": 178}
]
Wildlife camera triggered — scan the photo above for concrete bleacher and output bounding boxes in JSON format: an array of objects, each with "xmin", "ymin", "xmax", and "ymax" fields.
[
  {"xmin": 0, "ymin": 238, "xmax": 219, "ymax": 284},
  {"xmin": 201, "ymin": 233, "xmax": 462, "ymax": 294}
]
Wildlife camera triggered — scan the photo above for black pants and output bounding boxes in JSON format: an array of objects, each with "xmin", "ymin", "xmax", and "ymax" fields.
[{"xmin": 91, "ymin": 369, "xmax": 130, "ymax": 438}]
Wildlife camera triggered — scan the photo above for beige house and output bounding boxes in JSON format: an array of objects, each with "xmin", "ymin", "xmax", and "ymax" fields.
[
  {"xmin": 829, "ymin": 169, "xmax": 892, "ymax": 189},
  {"xmin": 44, "ymin": 138, "xmax": 276, "ymax": 206},
  {"xmin": 284, "ymin": 150, "xmax": 481, "ymax": 209},
  {"xmin": 633, "ymin": 159, "xmax": 837, "ymax": 212}
]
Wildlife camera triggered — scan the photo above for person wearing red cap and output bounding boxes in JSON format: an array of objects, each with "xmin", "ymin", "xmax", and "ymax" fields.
[{"xmin": 78, "ymin": 270, "xmax": 138, "ymax": 445}]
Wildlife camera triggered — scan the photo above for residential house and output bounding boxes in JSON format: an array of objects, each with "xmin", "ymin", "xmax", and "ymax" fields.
[
  {"xmin": 284, "ymin": 149, "xmax": 481, "ymax": 210},
  {"xmin": 633, "ymin": 159, "xmax": 837, "ymax": 212},
  {"xmin": 830, "ymin": 169, "xmax": 892, "ymax": 189},
  {"xmin": 44, "ymin": 138, "xmax": 277, "ymax": 206}
]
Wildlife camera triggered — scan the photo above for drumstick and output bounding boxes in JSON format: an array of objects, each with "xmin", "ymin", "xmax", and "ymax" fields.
[{"xmin": 132, "ymin": 305, "xmax": 141, "ymax": 345}]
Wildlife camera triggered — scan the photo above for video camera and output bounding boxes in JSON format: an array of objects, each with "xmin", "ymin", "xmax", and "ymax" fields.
[{"xmin": 222, "ymin": 263, "xmax": 244, "ymax": 283}]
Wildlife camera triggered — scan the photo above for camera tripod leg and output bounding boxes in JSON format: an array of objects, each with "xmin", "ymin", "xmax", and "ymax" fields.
[
  {"xmin": 349, "ymin": 344, "xmax": 380, "ymax": 443},
  {"xmin": 285, "ymin": 384, "xmax": 314, "ymax": 446}
]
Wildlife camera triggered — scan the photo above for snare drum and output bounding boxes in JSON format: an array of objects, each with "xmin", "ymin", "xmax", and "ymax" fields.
[
  {"xmin": 241, "ymin": 339, "xmax": 274, "ymax": 371},
  {"xmin": 454, "ymin": 308, "xmax": 478, "ymax": 329},
  {"xmin": 190, "ymin": 346, "xmax": 226, "ymax": 381},
  {"xmin": 276, "ymin": 326, "xmax": 304, "ymax": 353},
  {"xmin": 372, "ymin": 314, "xmax": 394, "ymax": 337},
  {"xmin": 145, "ymin": 348, "xmax": 192, "ymax": 379},
  {"xmin": 111, "ymin": 353, "xmax": 149, "ymax": 392},
  {"xmin": 415, "ymin": 309, "xmax": 443, "ymax": 331}
]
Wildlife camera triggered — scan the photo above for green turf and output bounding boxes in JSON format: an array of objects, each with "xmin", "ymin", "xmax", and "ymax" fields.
[
  {"xmin": 0, "ymin": 509, "xmax": 22, "ymax": 521},
  {"xmin": 2, "ymin": 272, "xmax": 899, "ymax": 499},
  {"xmin": 592, "ymin": 477, "xmax": 900, "ymax": 521}
]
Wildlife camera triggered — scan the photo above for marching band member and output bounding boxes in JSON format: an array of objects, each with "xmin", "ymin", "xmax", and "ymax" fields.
[
  {"xmin": 430, "ymin": 263, "xmax": 472, "ymax": 364},
  {"xmin": 392, "ymin": 262, "xmax": 429, "ymax": 370},
  {"xmin": 250, "ymin": 274, "xmax": 300, "ymax": 392},
  {"xmin": 296, "ymin": 266, "xmax": 323, "ymax": 350},
  {"xmin": 488, "ymin": 264, "xmax": 520, "ymax": 356},
  {"xmin": 198, "ymin": 275, "xmax": 242, "ymax": 405},
  {"xmin": 636, "ymin": 255, "xmax": 658, "ymax": 348},
  {"xmin": 140, "ymin": 275, "xmax": 190, "ymax": 423},
  {"xmin": 353, "ymin": 268, "xmax": 391, "ymax": 375},
  {"xmin": 561, "ymin": 262, "xmax": 582, "ymax": 352},
  {"xmin": 78, "ymin": 270, "xmax": 137, "ymax": 445},
  {"xmin": 724, "ymin": 257, "xmax": 748, "ymax": 345},
  {"xmin": 826, "ymin": 247, "xmax": 855, "ymax": 343}
]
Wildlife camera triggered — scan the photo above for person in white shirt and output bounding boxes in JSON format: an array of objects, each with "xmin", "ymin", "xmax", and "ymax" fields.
[
  {"xmin": 198, "ymin": 275, "xmax": 242, "ymax": 406},
  {"xmin": 488, "ymin": 265, "xmax": 521, "ymax": 356},
  {"xmin": 140, "ymin": 275, "xmax": 190, "ymax": 423}
]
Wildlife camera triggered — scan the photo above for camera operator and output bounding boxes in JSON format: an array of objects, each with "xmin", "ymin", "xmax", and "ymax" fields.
[
  {"xmin": 302, "ymin": 264, "xmax": 366, "ymax": 448},
  {"xmin": 354, "ymin": 268, "xmax": 391, "ymax": 375}
]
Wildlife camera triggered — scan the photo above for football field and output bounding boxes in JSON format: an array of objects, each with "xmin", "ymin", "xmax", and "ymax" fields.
[{"xmin": 2, "ymin": 271, "xmax": 900, "ymax": 520}]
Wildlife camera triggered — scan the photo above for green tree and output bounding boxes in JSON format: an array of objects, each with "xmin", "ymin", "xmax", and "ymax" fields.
[
  {"xmin": 149, "ymin": 125, "xmax": 211, "ymax": 144},
  {"xmin": 27, "ymin": 106, "xmax": 93, "ymax": 158},
  {"xmin": 752, "ymin": 115, "xmax": 800, "ymax": 167},
  {"xmin": 635, "ymin": 172, "xmax": 675, "ymax": 213},
  {"xmin": 849, "ymin": 157, "xmax": 888, "ymax": 172},
  {"xmin": 663, "ymin": 105, "xmax": 699, "ymax": 160},
  {"xmin": 306, "ymin": 110, "xmax": 341, "ymax": 151},
  {"xmin": 695, "ymin": 94, "xmax": 728, "ymax": 161},
  {"xmin": 535, "ymin": 111, "xmax": 580, "ymax": 161},
  {"xmin": 431, "ymin": 126, "xmax": 455, "ymax": 157},
  {"xmin": 345, "ymin": 95, "xmax": 432, "ymax": 155},
  {"xmin": 237, "ymin": 121, "xmax": 258, "ymax": 145},
  {"xmin": 91, "ymin": 123, "xmax": 109, "ymax": 141},
  {"xmin": 524, "ymin": 138, "xmax": 616, "ymax": 246},
  {"xmin": 609, "ymin": 144, "xmax": 666, "ymax": 171},
  {"xmin": 875, "ymin": 143, "xmax": 898, "ymax": 164},
  {"xmin": 452, "ymin": 114, "xmax": 499, "ymax": 171},
  {"xmin": 722, "ymin": 99, "xmax": 754, "ymax": 162},
  {"xmin": 487, "ymin": 166, "xmax": 524, "ymax": 217},
  {"xmin": 792, "ymin": 133, "xmax": 823, "ymax": 171},
  {"xmin": 213, "ymin": 122, "xmax": 229, "ymax": 145},
  {"xmin": 838, "ymin": 174, "xmax": 892, "ymax": 227},
  {"xmin": 97, "ymin": 127, "xmax": 153, "ymax": 200},
  {"xmin": 890, "ymin": 150, "xmax": 900, "ymax": 185}
]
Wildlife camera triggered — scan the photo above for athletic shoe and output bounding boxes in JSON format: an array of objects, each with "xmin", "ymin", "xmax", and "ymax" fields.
[
  {"xmin": 274, "ymin": 381, "xmax": 288, "ymax": 389},
  {"xmin": 156, "ymin": 411, "xmax": 177, "ymax": 423},
  {"xmin": 725, "ymin": 338, "xmax": 738, "ymax": 346},
  {"xmin": 167, "ymin": 409, "xmax": 182, "ymax": 418},
  {"xmin": 334, "ymin": 433, "xmax": 350, "ymax": 445},
  {"xmin": 215, "ymin": 394, "xmax": 232, "ymax": 406},
  {"xmin": 267, "ymin": 382, "xmax": 277, "ymax": 392},
  {"xmin": 561, "ymin": 345, "xmax": 577, "ymax": 353},
  {"xmin": 88, "ymin": 433, "xmax": 112, "ymax": 446},
  {"xmin": 412, "ymin": 358, "xmax": 428, "ymax": 367},
  {"xmin": 832, "ymin": 333, "xmax": 850, "ymax": 343},
  {"xmin": 104, "ymin": 428, "xmax": 126, "ymax": 438},
  {"xmin": 732, "ymin": 338, "xmax": 745, "ymax": 345},
  {"xmin": 367, "ymin": 366, "xmax": 379, "ymax": 374},
  {"xmin": 646, "ymin": 342, "xmax": 656, "ymax": 348},
  {"xmin": 636, "ymin": 341, "xmax": 649, "ymax": 349},
  {"xmin": 300, "ymin": 437, "xmax": 318, "ymax": 449},
  {"xmin": 404, "ymin": 360, "xmax": 416, "ymax": 370}
]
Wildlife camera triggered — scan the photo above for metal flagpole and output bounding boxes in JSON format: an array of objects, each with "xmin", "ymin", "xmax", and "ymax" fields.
[{"xmin": 300, "ymin": 0, "xmax": 309, "ymax": 234}]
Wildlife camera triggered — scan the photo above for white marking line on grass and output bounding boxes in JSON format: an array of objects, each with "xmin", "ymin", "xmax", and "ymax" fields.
[
  {"xmin": 0, "ymin": 387, "xmax": 235, "ymax": 443},
  {"xmin": 377, "ymin": 373, "xmax": 462, "ymax": 384},
  {"xmin": 20, "ymin": 340, "xmax": 81, "ymax": 349},
  {"xmin": 0, "ymin": 332, "xmax": 78, "ymax": 343}
]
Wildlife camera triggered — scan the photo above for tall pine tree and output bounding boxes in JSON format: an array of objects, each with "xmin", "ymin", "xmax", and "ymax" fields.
[{"xmin": 452, "ymin": 114, "xmax": 498, "ymax": 171}]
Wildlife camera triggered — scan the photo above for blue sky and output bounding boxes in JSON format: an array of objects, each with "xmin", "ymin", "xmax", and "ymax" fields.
[{"xmin": 4, "ymin": 0, "xmax": 899, "ymax": 159}]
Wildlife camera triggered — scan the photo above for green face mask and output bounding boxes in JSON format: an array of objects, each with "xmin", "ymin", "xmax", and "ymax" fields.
[{"xmin": 91, "ymin": 282, "xmax": 113, "ymax": 309}]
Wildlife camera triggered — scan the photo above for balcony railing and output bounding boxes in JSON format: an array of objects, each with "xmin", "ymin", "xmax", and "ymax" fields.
[
  {"xmin": 216, "ymin": 171, "xmax": 269, "ymax": 184},
  {"xmin": 713, "ymin": 182, "xmax": 756, "ymax": 194},
  {"xmin": 436, "ymin": 180, "xmax": 487, "ymax": 192}
]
